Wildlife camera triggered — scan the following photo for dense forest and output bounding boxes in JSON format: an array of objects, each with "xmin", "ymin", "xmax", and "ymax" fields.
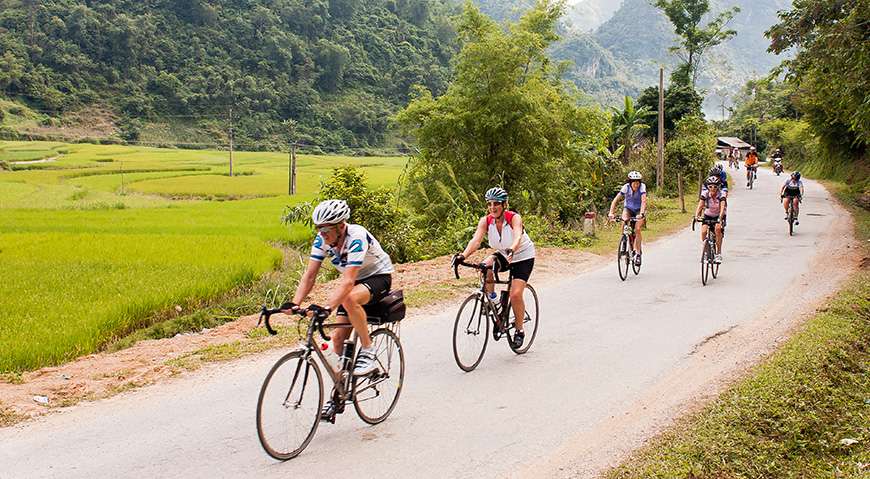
[{"xmin": 0, "ymin": 0, "xmax": 457, "ymax": 150}]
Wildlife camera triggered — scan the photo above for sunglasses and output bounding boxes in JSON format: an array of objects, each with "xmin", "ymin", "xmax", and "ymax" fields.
[
  {"xmin": 486, "ymin": 201, "xmax": 504, "ymax": 207},
  {"xmin": 317, "ymin": 225, "xmax": 339, "ymax": 235}
]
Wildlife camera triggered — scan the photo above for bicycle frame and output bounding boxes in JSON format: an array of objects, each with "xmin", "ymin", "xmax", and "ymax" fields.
[{"xmin": 454, "ymin": 259, "xmax": 511, "ymax": 324}]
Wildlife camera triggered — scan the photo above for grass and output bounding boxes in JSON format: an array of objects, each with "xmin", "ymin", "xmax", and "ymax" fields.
[
  {"xmin": 606, "ymin": 178, "xmax": 870, "ymax": 479},
  {"xmin": 0, "ymin": 140, "xmax": 406, "ymax": 372}
]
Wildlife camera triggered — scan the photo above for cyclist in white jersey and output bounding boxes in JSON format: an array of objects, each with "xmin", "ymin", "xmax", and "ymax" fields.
[
  {"xmin": 780, "ymin": 171, "xmax": 805, "ymax": 225},
  {"xmin": 454, "ymin": 187, "xmax": 535, "ymax": 349},
  {"xmin": 284, "ymin": 200, "xmax": 394, "ymax": 383}
]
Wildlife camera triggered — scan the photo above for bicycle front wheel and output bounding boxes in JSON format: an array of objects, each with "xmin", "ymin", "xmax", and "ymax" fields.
[
  {"xmin": 701, "ymin": 242, "xmax": 711, "ymax": 285},
  {"xmin": 353, "ymin": 328, "xmax": 405, "ymax": 425},
  {"xmin": 452, "ymin": 293, "xmax": 490, "ymax": 372},
  {"xmin": 507, "ymin": 283, "xmax": 539, "ymax": 355},
  {"xmin": 256, "ymin": 350, "xmax": 323, "ymax": 461},
  {"xmin": 788, "ymin": 208, "xmax": 795, "ymax": 236},
  {"xmin": 617, "ymin": 234, "xmax": 629, "ymax": 281}
]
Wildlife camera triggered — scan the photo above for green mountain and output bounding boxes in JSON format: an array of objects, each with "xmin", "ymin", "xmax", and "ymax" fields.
[{"xmin": 0, "ymin": 0, "xmax": 458, "ymax": 150}]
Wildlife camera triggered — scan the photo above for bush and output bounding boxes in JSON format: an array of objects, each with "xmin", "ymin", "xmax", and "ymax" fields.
[{"xmin": 283, "ymin": 166, "xmax": 428, "ymax": 263}]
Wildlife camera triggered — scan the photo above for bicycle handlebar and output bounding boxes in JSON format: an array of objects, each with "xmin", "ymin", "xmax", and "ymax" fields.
[
  {"xmin": 692, "ymin": 217, "xmax": 721, "ymax": 231},
  {"xmin": 452, "ymin": 257, "xmax": 489, "ymax": 279},
  {"xmin": 258, "ymin": 305, "xmax": 331, "ymax": 342}
]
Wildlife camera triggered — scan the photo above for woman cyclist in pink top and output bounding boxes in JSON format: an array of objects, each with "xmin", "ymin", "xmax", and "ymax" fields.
[{"xmin": 694, "ymin": 176, "xmax": 727, "ymax": 264}]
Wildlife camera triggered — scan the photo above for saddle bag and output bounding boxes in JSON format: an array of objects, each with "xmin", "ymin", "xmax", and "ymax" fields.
[{"xmin": 365, "ymin": 289, "xmax": 406, "ymax": 324}]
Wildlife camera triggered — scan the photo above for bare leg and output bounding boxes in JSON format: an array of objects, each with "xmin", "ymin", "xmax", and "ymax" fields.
[
  {"xmin": 715, "ymin": 224, "xmax": 724, "ymax": 253},
  {"xmin": 509, "ymin": 278, "xmax": 527, "ymax": 331},
  {"xmin": 634, "ymin": 218, "xmax": 645, "ymax": 254},
  {"xmin": 339, "ymin": 284, "xmax": 373, "ymax": 349}
]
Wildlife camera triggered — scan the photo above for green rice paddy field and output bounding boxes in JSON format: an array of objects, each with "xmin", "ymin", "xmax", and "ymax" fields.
[{"xmin": 0, "ymin": 141, "xmax": 406, "ymax": 372}]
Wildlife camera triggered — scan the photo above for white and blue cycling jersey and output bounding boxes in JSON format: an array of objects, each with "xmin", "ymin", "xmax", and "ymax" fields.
[
  {"xmin": 309, "ymin": 223, "xmax": 394, "ymax": 279},
  {"xmin": 618, "ymin": 182, "xmax": 647, "ymax": 212}
]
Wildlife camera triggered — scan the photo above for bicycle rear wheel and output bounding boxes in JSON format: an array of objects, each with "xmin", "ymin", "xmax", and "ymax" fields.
[
  {"xmin": 353, "ymin": 328, "xmax": 405, "ymax": 424},
  {"xmin": 452, "ymin": 293, "xmax": 490, "ymax": 372},
  {"xmin": 256, "ymin": 350, "xmax": 323, "ymax": 461},
  {"xmin": 507, "ymin": 283, "xmax": 539, "ymax": 355},
  {"xmin": 617, "ymin": 234, "xmax": 629, "ymax": 281}
]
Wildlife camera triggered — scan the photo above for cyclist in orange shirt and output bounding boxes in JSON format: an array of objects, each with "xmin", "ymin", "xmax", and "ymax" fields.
[{"xmin": 744, "ymin": 146, "xmax": 759, "ymax": 187}]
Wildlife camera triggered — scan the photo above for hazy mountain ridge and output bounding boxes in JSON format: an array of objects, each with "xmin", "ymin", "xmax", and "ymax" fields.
[{"xmin": 499, "ymin": 0, "xmax": 792, "ymax": 113}]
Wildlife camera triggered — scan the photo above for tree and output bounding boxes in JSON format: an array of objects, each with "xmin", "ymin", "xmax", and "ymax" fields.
[
  {"xmin": 653, "ymin": 0, "xmax": 739, "ymax": 86},
  {"xmin": 637, "ymin": 77, "xmax": 703, "ymax": 139},
  {"xmin": 610, "ymin": 95, "xmax": 655, "ymax": 163},
  {"xmin": 665, "ymin": 115, "xmax": 716, "ymax": 210},
  {"xmin": 397, "ymin": 0, "xmax": 614, "ymax": 220},
  {"xmin": 767, "ymin": 0, "xmax": 869, "ymax": 158}
]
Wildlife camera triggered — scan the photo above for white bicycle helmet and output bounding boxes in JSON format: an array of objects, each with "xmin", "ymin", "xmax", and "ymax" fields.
[
  {"xmin": 627, "ymin": 171, "xmax": 642, "ymax": 181},
  {"xmin": 484, "ymin": 187, "xmax": 508, "ymax": 202},
  {"xmin": 311, "ymin": 199, "xmax": 350, "ymax": 225}
]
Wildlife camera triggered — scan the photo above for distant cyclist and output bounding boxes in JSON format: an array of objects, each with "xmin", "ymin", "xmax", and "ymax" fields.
[
  {"xmin": 694, "ymin": 176, "xmax": 727, "ymax": 264},
  {"xmin": 728, "ymin": 148, "xmax": 740, "ymax": 169},
  {"xmin": 285, "ymin": 200, "xmax": 394, "ymax": 380},
  {"xmin": 608, "ymin": 171, "xmax": 647, "ymax": 266},
  {"xmin": 454, "ymin": 187, "xmax": 535, "ymax": 349},
  {"xmin": 744, "ymin": 146, "xmax": 759, "ymax": 186},
  {"xmin": 780, "ymin": 171, "xmax": 805, "ymax": 225}
]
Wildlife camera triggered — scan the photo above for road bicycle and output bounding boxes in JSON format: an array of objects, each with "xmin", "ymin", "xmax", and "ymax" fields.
[
  {"xmin": 784, "ymin": 195, "xmax": 801, "ymax": 236},
  {"xmin": 692, "ymin": 217, "xmax": 721, "ymax": 286},
  {"xmin": 255, "ymin": 294, "xmax": 406, "ymax": 460},
  {"xmin": 746, "ymin": 165, "xmax": 758, "ymax": 189},
  {"xmin": 613, "ymin": 215, "xmax": 642, "ymax": 281},
  {"xmin": 450, "ymin": 257, "xmax": 539, "ymax": 372},
  {"xmin": 773, "ymin": 160, "xmax": 783, "ymax": 176}
]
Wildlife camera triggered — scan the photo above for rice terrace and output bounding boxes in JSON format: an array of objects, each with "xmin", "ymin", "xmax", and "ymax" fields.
[{"xmin": 0, "ymin": 140, "xmax": 406, "ymax": 372}]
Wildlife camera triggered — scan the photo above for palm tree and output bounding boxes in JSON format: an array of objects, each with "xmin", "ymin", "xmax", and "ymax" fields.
[{"xmin": 610, "ymin": 96, "xmax": 656, "ymax": 164}]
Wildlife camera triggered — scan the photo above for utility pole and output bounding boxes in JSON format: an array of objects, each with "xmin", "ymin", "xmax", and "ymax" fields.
[
  {"xmin": 290, "ymin": 142, "xmax": 297, "ymax": 195},
  {"xmin": 657, "ymin": 67, "xmax": 665, "ymax": 190},
  {"xmin": 283, "ymin": 119, "xmax": 298, "ymax": 195},
  {"xmin": 228, "ymin": 105, "xmax": 234, "ymax": 177}
]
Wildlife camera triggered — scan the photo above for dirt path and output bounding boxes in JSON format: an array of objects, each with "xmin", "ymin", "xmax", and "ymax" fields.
[{"xmin": 0, "ymin": 247, "xmax": 606, "ymax": 423}]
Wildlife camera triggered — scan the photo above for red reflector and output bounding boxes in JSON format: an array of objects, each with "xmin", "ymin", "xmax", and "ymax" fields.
[{"xmin": 321, "ymin": 343, "xmax": 329, "ymax": 351}]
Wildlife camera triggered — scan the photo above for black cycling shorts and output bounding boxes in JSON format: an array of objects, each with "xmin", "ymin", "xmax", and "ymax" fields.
[
  {"xmin": 335, "ymin": 273, "xmax": 392, "ymax": 316},
  {"xmin": 783, "ymin": 189, "xmax": 801, "ymax": 198},
  {"xmin": 624, "ymin": 207, "xmax": 641, "ymax": 219},
  {"xmin": 493, "ymin": 253, "xmax": 535, "ymax": 283}
]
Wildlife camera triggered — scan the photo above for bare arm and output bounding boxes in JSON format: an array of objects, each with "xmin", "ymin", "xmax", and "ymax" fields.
[
  {"xmin": 327, "ymin": 266, "xmax": 360, "ymax": 311},
  {"xmin": 719, "ymin": 198, "xmax": 727, "ymax": 220},
  {"xmin": 694, "ymin": 199, "xmax": 705, "ymax": 219},
  {"xmin": 292, "ymin": 259, "xmax": 322, "ymax": 305},
  {"xmin": 509, "ymin": 213, "xmax": 524, "ymax": 257},
  {"xmin": 639, "ymin": 193, "xmax": 648, "ymax": 216},
  {"xmin": 608, "ymin": 193, "xmax": 623, "ymax": 217},
  {"xmin": 460, "ymin": 216, "xmax": 488, "ymax": 258}
]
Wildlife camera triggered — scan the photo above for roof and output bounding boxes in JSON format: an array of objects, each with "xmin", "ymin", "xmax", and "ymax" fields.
[{"xmin": 717, "ymin": 137, "xmax": 751, "ymax": 148}]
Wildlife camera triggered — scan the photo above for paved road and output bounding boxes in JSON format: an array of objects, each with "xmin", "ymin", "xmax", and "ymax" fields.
[{"xmin": 0, "ymin": 166, "xmax": 847, "ymax": 478}]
